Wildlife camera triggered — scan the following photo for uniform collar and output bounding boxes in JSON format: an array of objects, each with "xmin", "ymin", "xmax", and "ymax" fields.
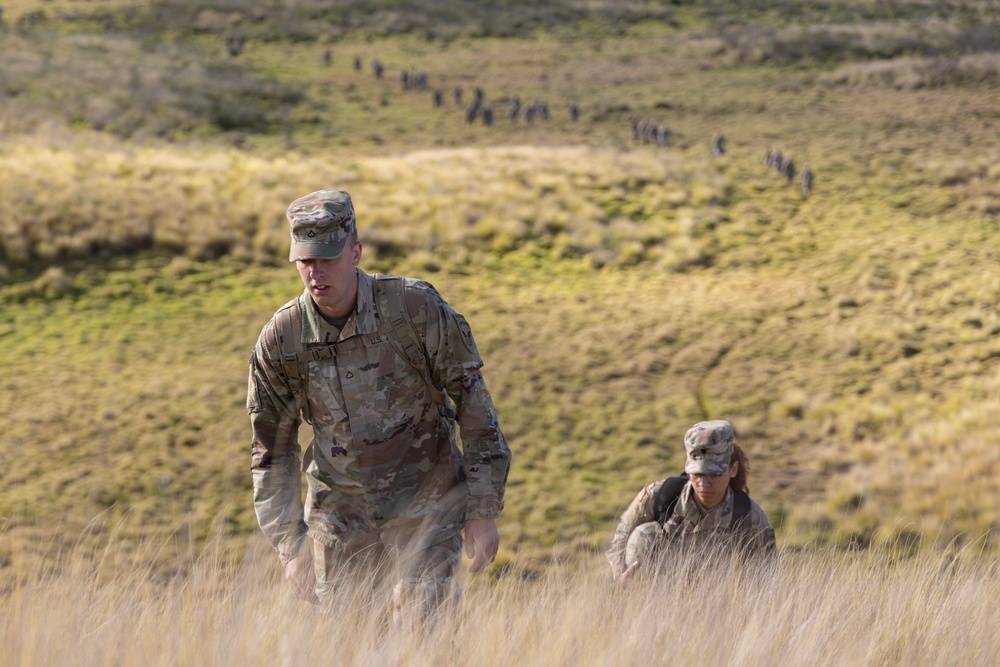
[
  {"xmin": 298, "ymin": 268, "xmax": 379, "ymax": 344},
  {"xmin": 678, "ymin": 483, "xmax": 734, "ymax": 528}
]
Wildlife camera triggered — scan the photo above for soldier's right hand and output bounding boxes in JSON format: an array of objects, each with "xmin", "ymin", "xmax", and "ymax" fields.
[{"xmin": 284, "ymin": 552, "xmax": 319, "ymax": 603}]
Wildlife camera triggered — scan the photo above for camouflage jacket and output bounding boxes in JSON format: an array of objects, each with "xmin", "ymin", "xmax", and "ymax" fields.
[
  {"xmin": 248, "ymin": 270, "xmax": 511, "ymax": 565},
  {"xmin": 606, "ymin": 479, "xmax": 775, "ymax": 577}
]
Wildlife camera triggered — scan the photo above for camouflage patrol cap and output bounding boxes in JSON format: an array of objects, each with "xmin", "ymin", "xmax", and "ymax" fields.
[
  {"xmin": 683, "ymin": 420, "xmax": 735, "ymax": 475},
  {"xmin": 286, "ymin": 190, "xmax": 357, "ymax": 262}
]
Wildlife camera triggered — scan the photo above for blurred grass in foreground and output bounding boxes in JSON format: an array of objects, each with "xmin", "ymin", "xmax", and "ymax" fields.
[{"xmin": 2, "ymin": 525, "xmax": 999, "ymax": 667}]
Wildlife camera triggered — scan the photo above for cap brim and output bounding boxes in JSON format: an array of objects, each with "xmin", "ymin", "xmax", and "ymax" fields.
[
  {"xmin": 289, "ymin": 240, "xmax": 347, "ymax": 262},
  {"xmin": 684, "ymin": 458, "xmax": 729, "ymax": 476}
]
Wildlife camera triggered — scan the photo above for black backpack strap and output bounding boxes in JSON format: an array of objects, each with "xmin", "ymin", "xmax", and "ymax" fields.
[
  {"xmin": 653, "ymin": 474, "xmax": 689, "ymax": 526},
  {"xmin": 732, "ymin": 489, "xmax": 751, "ymax": 523},
  {"xmin": 730, "ymin": 488, "xmax": 756, "ymax": 552},
  {"xmin": 654, "ymin": 475, "xmax": 752, "ymax": 529}
]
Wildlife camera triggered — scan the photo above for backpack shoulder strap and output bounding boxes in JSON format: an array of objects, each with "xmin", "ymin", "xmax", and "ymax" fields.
[
  {"xmin": 373, "ymin": 274, "xmax": 448, "ymax": 410},
  {"xmin": 733, "ymin": 489, "xmax": 751, "ymax": 523},
  {"xmin": 730, "ymin": 489, "xmax": 757, "ymax": 552},
  {"xmin": 653, "ymin": 474, "xmax": 689, "ymax": 526},
  {"xmin": 271, "ymin": 296, "xmax": 315, "ymax": 424},
  {"xmin": 273, "ymin": 297, "xmax": 305, "ymax": 385},
  {"xmin": 653, "ymin": 476, "xmax": 751, "ymax": 528}
]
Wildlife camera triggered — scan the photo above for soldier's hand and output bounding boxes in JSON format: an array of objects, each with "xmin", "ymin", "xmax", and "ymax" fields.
[
  {"xmin": 284, "ymin": 552, "xmax": 319, "ymax": 603},
  {"xmin": 464, "ymin": 519, "xmax": 499, "ymax": 573},
  {"xmin": 619, "ymin": 562, "xmax": 640, "ymax": 587}
]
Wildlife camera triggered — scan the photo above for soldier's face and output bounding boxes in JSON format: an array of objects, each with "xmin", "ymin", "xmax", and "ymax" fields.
[
  {"xmin": 690, "ymin": 461, "xmax": 738, "ymax": 509},
  {"xmin": 296, "ymin": 240, "xmax": 362, "ymax": 318}
]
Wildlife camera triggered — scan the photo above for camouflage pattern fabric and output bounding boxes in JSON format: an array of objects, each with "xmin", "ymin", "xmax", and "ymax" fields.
[
  {"xmin": 607, "ymin": 479, "xmax": 775, "ymax": 577},
  {"xmin": 624, "ymin": 521, "xmax": 663, "ymax": 568},
  {"xmin": 248, "ymin": 269, "xmax": 511, "ymax": 581},
  {"xmin": 313, "ymin": 532, "xmax": 461, "ymax": 621},
  {"xmin": 683, "ymin": 419, "xmax": 735, "ymax": 476},
  {"xmin": 286, "ymin": 190, "xmax": 357, "ymax": 261}
]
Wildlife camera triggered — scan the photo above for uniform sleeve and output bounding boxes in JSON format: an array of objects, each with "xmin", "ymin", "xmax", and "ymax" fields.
[
  {"xmin": 417, "ymin": 285, "xmax": 512, "ymax": 522},
  {"xmin": 743, "ymin": 500, "xmax": 777, "ymax": 559},
  {"xmin": 606, "ymin": 481, "xmax": 662, "ymax": 578},
  {"xmin": 247, "ymin": 319, "xmax": 308, "ymax": 566}
]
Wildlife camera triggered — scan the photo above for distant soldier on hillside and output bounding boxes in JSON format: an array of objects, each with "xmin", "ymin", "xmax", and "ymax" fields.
[
  {"xmin": 465, "ymin": 99, "xmax": 481, "ymax": 124},
  {"xmin": 655, "ymin": 123, "xmax": 671, "ymax": 148},
  {"xmin": 712, "ymin": 133, "xmax": 727, "ymax": 156},
  {"xmin": 509, "ymin": 97, "xmax": 522, "ymax": 123},
  {"xmin": 224, "ymin": 34, "xmax": 245, "ymax": 57},
  {"xmin": 801, "ymin": 166, "xmax": 815, "ymax": 195},
  {"xmin": 607, "ymin": 420, "xmax": 775, "ymax": 584},
  {"xmin": 783, "ymin": 158, "xmax": 796, "ymax": 184},
  {"xmin": 767, "ymin": 150, "xmax": 784, "ymax": 172},
  {"xmin": 248, "ymin": 190, "xmax": 511, "ymax": 619}
]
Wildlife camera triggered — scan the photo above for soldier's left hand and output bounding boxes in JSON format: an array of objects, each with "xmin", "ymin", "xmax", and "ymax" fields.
[
  {"xmin": 619, "ymin": 562, "xmax": 640, "ymax": 587},
  {"xmin": 464, "ymin": 519, "xmax": 499, "ymax": 573}
]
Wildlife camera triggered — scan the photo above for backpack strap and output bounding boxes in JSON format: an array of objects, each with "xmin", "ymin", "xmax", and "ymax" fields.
[
  {"xmin": 373, "ymin": 274, "xmax": 451, "ymax": 414},
  {"xmin": 653, "ymin": 473, "xmax": 753, "ymax": 529},
  {"xmin": 272, "ymin": 297, "xmax": 314, "ymax": 424},
  {"xmin": 653, "ymin": 474, "xmax": 689, "ymax": 527},
  {"xmin": 271, "ymin": 277, "xmax": 452, "ymax": 422},
  {"xmin": 732, "ymin": 489, "xmax": 751, "ymax": 523},
  {"xmin": 274, "ymin": 297, "xmax": 304, "ymax": 388},
  {"xmin": 730, "ymin": 488, "xmax": 754, "ymax": 550}
]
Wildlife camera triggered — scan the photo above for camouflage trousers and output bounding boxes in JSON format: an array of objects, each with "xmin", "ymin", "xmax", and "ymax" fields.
[{"xmin": 312, "ymin": 530, "xmax": 462, "ymax": 622}]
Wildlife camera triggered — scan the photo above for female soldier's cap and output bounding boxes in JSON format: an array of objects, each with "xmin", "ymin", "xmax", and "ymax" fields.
[
  {"xmin": 286, "ymin": 190, "xmax": 357, "ymax": 262},
  {"xmin": 683, "ymin": 420, "xmax": 734, "ymax": 475}
]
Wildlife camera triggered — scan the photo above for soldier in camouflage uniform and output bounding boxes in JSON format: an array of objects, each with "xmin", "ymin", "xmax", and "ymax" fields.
[
  {"xmin": 247, "ymin": 190, "xmax": 511, "ymax": 614},
  {"xmin": 607, "ymin": 420, "xmax": 775, "ymax": 583}
]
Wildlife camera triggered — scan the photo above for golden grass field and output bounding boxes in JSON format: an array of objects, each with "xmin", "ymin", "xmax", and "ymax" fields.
[
  {"xmin": 4, "ymin": 532, "xmax": 1000, "ymax": 666},
  {"xmin": 2, "ymin": 1, "xmax": 1000, "ymax": 662}
]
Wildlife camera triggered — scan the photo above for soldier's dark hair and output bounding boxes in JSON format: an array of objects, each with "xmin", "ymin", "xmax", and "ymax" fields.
[{"xmin": 729, "ymin": 442, "xmax": 749, "ymax": 494}]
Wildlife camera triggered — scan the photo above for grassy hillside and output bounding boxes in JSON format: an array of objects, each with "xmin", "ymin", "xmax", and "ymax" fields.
[{"xmin": 2, "ymin": 0, "xmax": 1000, "ymax": 586}]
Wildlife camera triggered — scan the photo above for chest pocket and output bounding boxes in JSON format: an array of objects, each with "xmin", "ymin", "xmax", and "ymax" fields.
[{"xmin": 307, "ymin": 359, "xmax": 349, "ymax": 428}]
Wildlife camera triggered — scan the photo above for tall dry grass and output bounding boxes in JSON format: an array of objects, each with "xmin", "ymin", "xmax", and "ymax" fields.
[
  {"xmin": 3, "ymin": 527, "xmax": 999, "ymax": 667},
  {"xmin": 0, "ymin": 140, "xmax": 726, "ymax": 271},
  {"xmin": 688, "ymin": 14, "xmax": 999, "ymax": 67},
  {"xmin": 823, "ymin": 53, "xmax": 1000, "ymax": 89}
]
